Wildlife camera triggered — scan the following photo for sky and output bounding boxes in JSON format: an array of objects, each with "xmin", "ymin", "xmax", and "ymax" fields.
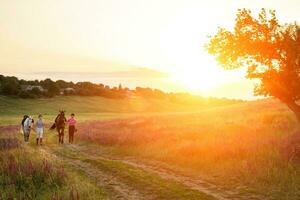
[{"xmin": 1, "ymin": 0, "xmax": 300, "ymax": 99}]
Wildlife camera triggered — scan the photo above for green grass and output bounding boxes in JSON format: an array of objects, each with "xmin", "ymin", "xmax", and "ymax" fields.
[
  {"xmin": 0, "ymin": 95, "xmax": 212, "ymax": 115},
  {"xmin": 0, "ymin": 95, "xmax": 244, "ymax": 125},
  {"xmin": 54, "ymin": 146, "xmax": 216, "ymax": 200},
  {"xmin": 0, "ymin": 96, "xmax": 136, "ymax": 125},
  {"xmin": 0, "ymin": 95, "xmax": 205, "ymax": 125}
]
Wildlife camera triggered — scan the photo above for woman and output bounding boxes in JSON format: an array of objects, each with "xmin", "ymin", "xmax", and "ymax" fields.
[
  {"xmin": 36, "ymin": 114, "xmax": 44, "ymax": 145},
  {"xmin": 67, "ymin": 113, "xmax": 77, "ymax": 144}
]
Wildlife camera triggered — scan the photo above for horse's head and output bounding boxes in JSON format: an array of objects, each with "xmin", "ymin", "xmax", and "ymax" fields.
[
  {"xmin": 59, "ymin": 110, "xmax": 66, "ymax": 117},
  {"xmin": 55, "ymin": 110, "xmax": 66, "ymax": 127}
]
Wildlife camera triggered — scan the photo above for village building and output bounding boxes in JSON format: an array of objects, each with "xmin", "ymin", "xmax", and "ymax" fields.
[
  {"xmin": 21, "ymin": 85, "xmax": 47, "ymax": 92},
  {"xmin": 60, "ymin": 87, "xmax": 75, "ymax": 95}
]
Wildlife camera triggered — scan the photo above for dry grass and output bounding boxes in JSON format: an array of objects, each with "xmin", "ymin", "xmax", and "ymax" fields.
[
  {"xmin": 0, "ymin": 126, "xmax": 109, "ymax": 200},
  {"xmin": 0, "ymin": 127, "xmax": 68, "ymax": 199},
  {"xmin": 76, "ymin": 99, "xmax": 300, "ymax": 199}
]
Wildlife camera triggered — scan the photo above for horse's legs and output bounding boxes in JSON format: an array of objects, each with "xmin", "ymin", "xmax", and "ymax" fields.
[
  {"xmin": 57, "ymin": 127, "xmax": 62, "ymax": 144},
  {"xmin": 57, "ymin": 126, "xmax": 65, "ymax": 144},
  {"xmin": 24, "ymin": 130, "xmax": 30, "ymax": 142},
  {"xmin": 23, "ymin": 132, "xmax": 27, "ymax": 142},
  {"xmin": 58, "ymin": 127, "xmax": 64, "ymax": 144},
  {"xmin": 61, "ymin": 127, "xmax": 64, "ymax": 144},
  {"xmin": 60, "ymin": 129, "xmax": 63, "ymax": 144}
]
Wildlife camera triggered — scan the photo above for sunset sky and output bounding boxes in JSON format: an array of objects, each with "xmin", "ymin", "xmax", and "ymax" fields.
[{"xmin": 1, "ymin": 0, "xmax": 300, "ymax": 99}]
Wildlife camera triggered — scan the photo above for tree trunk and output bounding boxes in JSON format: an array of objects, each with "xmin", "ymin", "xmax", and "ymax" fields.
[{"xmin": 286, "ymin": 101, "xmax": 300, "ymax": 122}]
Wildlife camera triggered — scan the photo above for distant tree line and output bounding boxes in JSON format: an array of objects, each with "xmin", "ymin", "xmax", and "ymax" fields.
[
  {"xmin": 0, "ymin": 74, "xmax": 129, "ymax": 98},
  {"xmin": 0, "ymin": 74, "xmax": 242, "ymax": 105}
]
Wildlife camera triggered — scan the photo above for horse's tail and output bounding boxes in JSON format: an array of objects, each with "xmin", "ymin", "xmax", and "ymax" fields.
[{"xmin": 50, "ymin": 123, "xmax": 56, "ymax": 130}]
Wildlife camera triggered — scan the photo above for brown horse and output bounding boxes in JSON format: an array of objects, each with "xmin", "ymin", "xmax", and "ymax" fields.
[{"xmin": 50, "ymin": 110, "xmax": 67, "ymax": 144}]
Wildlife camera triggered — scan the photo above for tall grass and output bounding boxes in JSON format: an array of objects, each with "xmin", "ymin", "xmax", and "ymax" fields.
[
  {"xmin": 0, "ymin": 126, "xmax": 67, "ymax": 199},
  {"xmin": 76, "ymin": 102, "xmax": 300, "ymax": 199},
  {"xmin": 0, "ymin": 125, "xmax": 109, "ymax": 200},
  {"xmin": 0, "ymin": 149, "xmax": 67, "ymax": 199}
]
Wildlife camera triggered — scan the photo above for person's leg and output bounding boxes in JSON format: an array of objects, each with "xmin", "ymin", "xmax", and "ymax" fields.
[
  {"xmin": 72, "ymin": 126, "xmax": 75, "ymax": 143},
  {"xmin": 68, "ymin": 127, "xmax": 71, "ymax": 143},
  {"xmin": 71, "ymin": 126, "xmax": 75, "ymax": 143},
  {"xmin": 40, "ymin": 129, "xmax": 43, "ymax": 145},
  {"xmin": 69, "ymin": 132, "xmax": 73, "ymax": 144},
  {"xmin": 71, "ymin": 132, "xmax": 74, "ymax": 143},
  {"xmin": 69, "ymin": 126, "xmax": 74, "ymax": 143},
  {"xmin": 36, "ymin": 129, "xmax": 39, "ymax": 145}
]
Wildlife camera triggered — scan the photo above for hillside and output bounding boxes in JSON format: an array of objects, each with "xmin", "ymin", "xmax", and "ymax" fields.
[{"xmin": 0, "ymin": 95, "xmax": 243, "ymax": 125}]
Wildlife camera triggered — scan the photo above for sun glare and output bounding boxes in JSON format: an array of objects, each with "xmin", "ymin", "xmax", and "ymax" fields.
[{"xmin": 170, "ymin": 68, "xmax": 220, "ymax": 91}]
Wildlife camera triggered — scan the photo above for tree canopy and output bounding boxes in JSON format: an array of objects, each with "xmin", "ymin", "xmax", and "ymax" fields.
[{"xmin": 207, "ymin": 9, "xmax": 300, "ymax": 120}]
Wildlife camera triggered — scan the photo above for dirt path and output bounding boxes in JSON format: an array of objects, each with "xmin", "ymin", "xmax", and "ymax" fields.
[
  {"xmin": 55, "ymin": 145, "xmax": 254, "ymax": 200},
  {"xmin": 116, "ymin": 159, "xmax": 263, "ymax": 200},
  {"xmin": 36, "ymin": 142, "xmax": 265, "ymax": 200},
  {"xmin": 63, "ymin": 157, "xmax": 145, "ymax": 200},
  {"xmin": 58, "ymin": 144, "xmax": 265, "ymax": 200},
  {"xmin": 40, "ymin": 146, "xmax": 146, "ymax": 200},
  {"xmin": 42, "ymin": 144, "xmax": 217, "ymax": 200}
]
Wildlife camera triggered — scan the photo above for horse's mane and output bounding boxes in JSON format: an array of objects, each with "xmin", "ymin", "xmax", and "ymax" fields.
[{"xmin": 51, "ymin": 111, "xmax": 66, "ymax": 130}]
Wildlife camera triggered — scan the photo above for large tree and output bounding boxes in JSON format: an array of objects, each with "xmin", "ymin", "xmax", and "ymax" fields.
[{"xmin": 206, "ymin": 8, "xmax": 300, "ymax": 121}]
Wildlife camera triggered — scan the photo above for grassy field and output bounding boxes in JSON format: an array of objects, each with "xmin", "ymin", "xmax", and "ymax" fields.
[
  {"xmin": 1, "ymin": 95, "xmax": 300, "ymax": 199},
  {"xmin": 0, "ymin": 95, "xmax": 228, "ymax": 125},
  {"xmin": 0, "ymin": 126, "xmax": 216, "ymax": 200},
  {"xmin": 0, "ymin": 126, "xmax": 109, "ymax": 200},
  {"xmin": 72, "ymin": 97, "xmax": 300, "ymax": 200}
]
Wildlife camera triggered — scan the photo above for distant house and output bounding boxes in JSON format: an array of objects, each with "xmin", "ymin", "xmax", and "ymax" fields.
[
  {"xmin": 21, "ymin": 85, "xmax": 46, "ymax": 92},
  {"xmin": 60, "ymin": 87, "xmax": 75, "ymax": 95}
]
